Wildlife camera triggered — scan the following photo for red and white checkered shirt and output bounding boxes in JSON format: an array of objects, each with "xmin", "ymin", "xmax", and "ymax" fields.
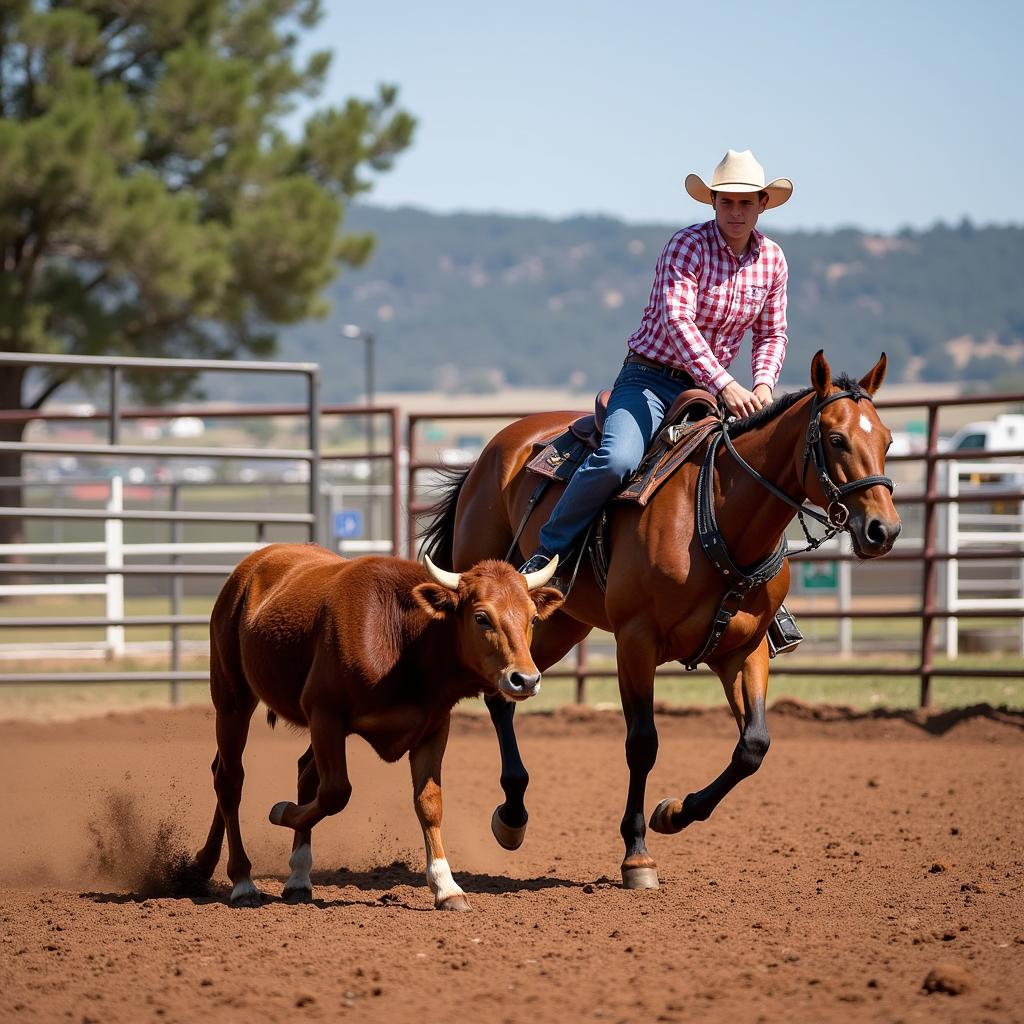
[{"xmin": 627, "ymin": 220, "xmax": 789, "ymax": 395}]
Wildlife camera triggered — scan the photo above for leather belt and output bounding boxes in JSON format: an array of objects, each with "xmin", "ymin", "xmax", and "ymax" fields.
[{"xmin": 624, "ymin": 350, "xmax": 696, "ymax": 384}]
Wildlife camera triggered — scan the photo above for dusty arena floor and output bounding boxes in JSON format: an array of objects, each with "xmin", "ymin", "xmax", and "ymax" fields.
[{"xmin": 1, "ymin": 701, "xmax": 1022, "ymax": 1024}]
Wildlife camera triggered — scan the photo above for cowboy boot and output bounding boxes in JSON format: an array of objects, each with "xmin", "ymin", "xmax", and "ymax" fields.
[{"xmin": 766, "ymin": 603, "xmax": 803, "ymax": 657}]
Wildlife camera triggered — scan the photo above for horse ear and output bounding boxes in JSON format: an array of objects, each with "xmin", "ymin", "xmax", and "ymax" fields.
[
  {"xmin": 810, "ymin": 350, "xmax": 831, "ymax": 399},
  {"xmin": 858, "ymin": 353, "xmax": 887, "ymax": 396},
  {"xmin": 412, "ymin": 582, "xmax": 458, "ymax": 620}
]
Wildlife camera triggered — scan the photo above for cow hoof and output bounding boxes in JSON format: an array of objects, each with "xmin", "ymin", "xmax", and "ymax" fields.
[
  {"xmin": 281, "ymin": 884, "xmax": 313, "ymax": 905},
  {"xmin": 269, "ymin": 801, "xmax": 292, "ymax": 826},
  {"xmin": 649, "ymin": 797, "xmax": 685, "ymax": 835},
  {"xmin": 490, "ymin": 806, "xmax": 527, "ymax": 850},
  {"xmin": 229, "ymin": 879, "xmax": 267, "ymax": 907},
  {"xmin": 437, "ymin": 893, "xmax": 472, "ymax": 912}
]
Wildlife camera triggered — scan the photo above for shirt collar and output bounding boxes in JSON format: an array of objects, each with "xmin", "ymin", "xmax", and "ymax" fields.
[{"xmin": 708, "ymin": 220, "xmax": 763, "ymax": 262}]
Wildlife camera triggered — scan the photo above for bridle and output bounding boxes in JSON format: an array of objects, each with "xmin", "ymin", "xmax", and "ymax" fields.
[
  {"xmin": 683, "ymin": 388, "xmax": 895, "ymax": 670},
  {"xmin": 720, "ymin": 387, "xmax": 895, "ymax": 552}
]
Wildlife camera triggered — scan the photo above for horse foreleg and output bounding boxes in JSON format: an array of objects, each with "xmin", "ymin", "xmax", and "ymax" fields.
[
  {"xmin": 485, "ymin": 611, "xmax": 592, "ymax": 851},
  {"xmin": 281, "ymin": 745, "xmax": 317, "ymax": 904},
  {"xmin": 410, "ymin": 716, "xmax": 471, "ymax": 911},
  {"xmin": 650, "ymin": 642, "xmax": 771, "ymax": 834},
  {"xmin": 616, "ymin": 630, "xmax": 661, "ymax": 889}
]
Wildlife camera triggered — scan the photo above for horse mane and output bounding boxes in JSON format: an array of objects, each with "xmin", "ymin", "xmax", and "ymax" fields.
[{"xmin": 726, "ymin": 373, "xmax": 865, "ymax": 438}]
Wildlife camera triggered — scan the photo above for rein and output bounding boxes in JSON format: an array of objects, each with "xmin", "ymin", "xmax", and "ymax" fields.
[{"xmin": 682, "ymin": 389, "xmax": 895, "ymax": 670}]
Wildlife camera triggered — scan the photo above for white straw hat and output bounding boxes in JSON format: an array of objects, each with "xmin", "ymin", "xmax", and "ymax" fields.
[{"xmin": 685, "ymin": 149, "xmax": 793, "ymax": 210}]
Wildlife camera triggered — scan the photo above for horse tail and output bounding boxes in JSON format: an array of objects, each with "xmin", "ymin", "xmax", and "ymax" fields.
[
  {"xmin": 266, "ymin": 709, "xmax": 277, "ymax": 729},
  {"xmin": 418, "ymin": 466, "xmax": 471, "ymax": 568}
]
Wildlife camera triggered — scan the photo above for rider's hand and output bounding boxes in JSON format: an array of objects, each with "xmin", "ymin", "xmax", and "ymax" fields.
[{"xmin": 720, "ymin": 381, "xmax": 772, "ymax": 418}]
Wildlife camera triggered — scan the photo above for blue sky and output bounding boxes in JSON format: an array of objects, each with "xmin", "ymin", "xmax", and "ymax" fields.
[{"xmin": 300, "ymin": 0, "xmax": 1020, "ymax": 232}]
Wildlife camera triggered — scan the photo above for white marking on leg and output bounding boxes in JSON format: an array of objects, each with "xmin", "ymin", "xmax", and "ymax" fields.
[
  {"xmin": 859, "ymin": 414, "xmax": 873, "ymax": 434},
  {"xmin": 426, "ymin": 854, "xmax": 464, "ymax": 904},
  {"xmin": 230, "ymin": 877, "xmax": 259, "ymax": 904},
  {"xmin": 285, "ymin": 843, "xmax": 313, "ymax": 892}
]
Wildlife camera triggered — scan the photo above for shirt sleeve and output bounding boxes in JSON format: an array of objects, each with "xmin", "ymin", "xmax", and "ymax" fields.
[
  {"xmin": 661, "ymin": 235, "xmax": 734, "ymax": 394},
  {"xmin": 750, "ymin": 252, "xmax": 788, "ymax": 390}
]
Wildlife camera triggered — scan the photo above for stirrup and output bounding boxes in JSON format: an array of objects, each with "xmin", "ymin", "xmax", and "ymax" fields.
[{"xmin": 767, "ymin": 603, "xmax": 803, "ymax": 657}]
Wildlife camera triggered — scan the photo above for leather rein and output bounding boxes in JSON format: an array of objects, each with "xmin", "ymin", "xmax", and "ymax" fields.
[{"xmin": 682, "ymin": 388, "xmax": 895, "ymax": 670}]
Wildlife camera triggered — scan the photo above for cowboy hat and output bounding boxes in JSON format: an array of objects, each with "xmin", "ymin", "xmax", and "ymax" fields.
[{"xmin": 685, "ymin": 149, "xmax": 793, "ymax": 210}]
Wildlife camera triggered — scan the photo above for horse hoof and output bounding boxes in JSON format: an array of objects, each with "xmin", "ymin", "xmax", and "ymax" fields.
[
  {"xmin": 437, "ymin": 893, "xmax": 472, "ymax": 912},
  {"xmin": 649, "ymin": 797, "xmax": 684, "ymax": 835},
  {"xmin": 490, "ymin": 806, "xmax": 527, "ymax": 851},
  {"xmin": 621, "ymin": 864, "xmax": 660, "ymax": 890},
  {"xmin": 269, "ymin": 801, "xmax": 291, "ymax": 826},
  {"xmin": 281, "ymin": 884, "xmax": 312, "ymax": 905}
]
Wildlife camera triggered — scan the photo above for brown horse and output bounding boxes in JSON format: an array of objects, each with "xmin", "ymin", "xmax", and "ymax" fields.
[{"xmin": 422, "ymin": 351, "xmax": 901, "ymax": 888}]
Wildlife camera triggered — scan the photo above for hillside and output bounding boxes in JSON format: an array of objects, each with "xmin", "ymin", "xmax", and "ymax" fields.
[{"xmin": 256, "ymin": 206, "xmax": 1024, "ymax": 403}]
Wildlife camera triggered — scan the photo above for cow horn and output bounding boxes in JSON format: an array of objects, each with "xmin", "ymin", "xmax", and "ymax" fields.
[
  {"xmin": 523, "ymin": 554, "xmax": 559, "ymax": 591},
  {"xmin": 423, "ymin": 554, "xmax": 462, "ymax": 591}
]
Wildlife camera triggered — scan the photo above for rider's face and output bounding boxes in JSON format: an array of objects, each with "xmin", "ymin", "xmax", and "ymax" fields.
[{"xmin": 712, "ymin": 191, "xmax": 768, "ymax": 247}]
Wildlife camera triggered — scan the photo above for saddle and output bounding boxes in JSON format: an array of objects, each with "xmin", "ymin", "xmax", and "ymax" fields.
[{"xmin": 526, "ymin": 387, "xmax": 722, "ymax": 505}]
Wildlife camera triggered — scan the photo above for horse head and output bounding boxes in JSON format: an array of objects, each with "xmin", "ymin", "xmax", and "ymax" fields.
[{"xmin": 805, "ymin": 351, "xmax": 902, "ymax": 558}]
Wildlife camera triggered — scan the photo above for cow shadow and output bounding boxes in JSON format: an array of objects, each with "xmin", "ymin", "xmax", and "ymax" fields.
[{"xmin": 80, "ymin": 860, "xmax": 592, "ymax": 911}]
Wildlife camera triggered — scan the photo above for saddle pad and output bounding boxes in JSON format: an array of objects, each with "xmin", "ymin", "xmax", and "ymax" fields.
[
  {"xmin": 526, "ymin": 427, "xmax": 591, "ymax": 483},
  {"xmin": 615, "ymin": 418, "xmax": 720, "ymax": 506}
]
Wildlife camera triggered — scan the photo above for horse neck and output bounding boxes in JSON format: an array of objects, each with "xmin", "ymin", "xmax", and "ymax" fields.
[{"xmin": 714, "ymin": 394, "xmax": 814, "ymax": 567}]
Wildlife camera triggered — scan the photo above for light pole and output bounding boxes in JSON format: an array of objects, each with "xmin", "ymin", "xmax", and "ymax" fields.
[{"xmin": 341, "ymin": 323, "xmax": 376, "ymax": 459}]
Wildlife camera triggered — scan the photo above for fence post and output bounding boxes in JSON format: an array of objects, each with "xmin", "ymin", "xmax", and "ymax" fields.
[
  {"xmin": 105, "ymin": 475, "xmax": 125, "ymax": 659},
  {"xmin": 170, "ymin": 483, "xmax": 182, "ymax": 705},
  {"xmin": 918, "ymin": 405, "xmax": 941, "ymax": 708},
  {"xmin": 575, "ymin": 639, "xmax": 587, "ymax": 704}
]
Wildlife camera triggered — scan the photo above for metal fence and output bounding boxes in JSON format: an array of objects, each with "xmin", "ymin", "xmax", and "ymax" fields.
[
  {"xmin": 0, "ymin": 352, "xmax": 401, "ymax": 700},
  {"xmin": 408, "ymin": 391, "xmax": 1024, "ymax": 707}
]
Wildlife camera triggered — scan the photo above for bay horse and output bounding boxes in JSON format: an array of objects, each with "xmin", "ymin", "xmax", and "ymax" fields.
[
  {"xmin": 421, "ymin": 351, "xmax": 901, "ymax": 888},
  {"xmin": 193, "ymin": 545, "xmax": 562, "ymax": 910}
]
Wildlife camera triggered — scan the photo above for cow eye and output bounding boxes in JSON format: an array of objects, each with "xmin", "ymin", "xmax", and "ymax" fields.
[
  {"xmin": 474, "ymin": 611, "xmax": 492, "ymax": 628},
  {"xmin": 531, "ymin": 616, "xmax": 539, "ymax": 628}
]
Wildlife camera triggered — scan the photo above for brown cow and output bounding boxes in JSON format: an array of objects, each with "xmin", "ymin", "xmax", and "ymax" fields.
[{"xmin": 193, "ymin": 543, "xmax": 562, "ymax": 911}]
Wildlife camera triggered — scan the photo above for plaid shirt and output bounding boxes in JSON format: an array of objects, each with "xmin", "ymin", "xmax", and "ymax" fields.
[{"xmin": 627, "ymin": 220, "xmax": 789, "ymax": 395}]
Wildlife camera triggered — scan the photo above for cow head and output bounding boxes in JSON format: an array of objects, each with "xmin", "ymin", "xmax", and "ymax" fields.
[{"xmin": 413, "ymin": 556, "xmax": 564, "ymax": 701}]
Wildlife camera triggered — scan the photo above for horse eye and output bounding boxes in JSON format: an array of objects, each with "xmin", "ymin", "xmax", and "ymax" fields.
[
  {"xmin": 474, "ymin": 611, "xmax": 492, "ymax": 628},
  {"xmin": 829, "ymin": 434, "xmax": 846, "ymax": 449}
]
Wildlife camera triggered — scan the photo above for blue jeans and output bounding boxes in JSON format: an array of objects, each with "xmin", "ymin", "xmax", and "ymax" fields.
[{"xmin": 537, "ymin": 360, "xmax": 696, "ymax": 558}]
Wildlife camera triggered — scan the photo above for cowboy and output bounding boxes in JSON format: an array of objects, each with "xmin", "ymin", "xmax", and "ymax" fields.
[{"xmin": 520, "ymin": 149, "xmax": 803, "ymax": 654}]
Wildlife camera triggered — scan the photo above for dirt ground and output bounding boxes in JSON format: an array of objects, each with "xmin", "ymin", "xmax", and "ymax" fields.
[{"xmin": 1, "ymin": 700, "xmax": 1022, "ymax": 1024}]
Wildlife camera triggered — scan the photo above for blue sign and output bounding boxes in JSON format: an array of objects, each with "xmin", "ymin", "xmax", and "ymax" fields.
[{"xmin": 333, "ymin": 509, "xmax": 363, "ymax": 539}]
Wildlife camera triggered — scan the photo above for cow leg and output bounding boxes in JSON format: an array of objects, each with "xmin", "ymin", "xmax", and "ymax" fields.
[
  {"xmin": 650, "ymin": 643, "xmax": 771, "ymax": 834},
  {"xmin": 281, "ymin": 745, "xmax": 317, "ymax": 904},
  {"xmin": 269, "ymin": 709, "xmax": 351, "ymax": 833},
  {"xmin": 487, "ymin": 611, "xmax": 591, "ymax": 851},
  {"xmin": 212, "ymin": 696, "xmax": 262, "ymax": 906},
  {"xmin": 616, "ymin": 623, "xmax": 661, "ymax": 889},
  {"xmin": 410, "ymin": 716, "xmax": 470, "ymax": 911},
  {"xmin": 193, "ymin": 754, "xmax": 226, "ymax": 880}
]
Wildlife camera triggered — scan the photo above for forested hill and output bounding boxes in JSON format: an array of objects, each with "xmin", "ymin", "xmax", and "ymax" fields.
[{"xmin": 272, "ymin": 205, "xmax": 1024, "ymax": 402}]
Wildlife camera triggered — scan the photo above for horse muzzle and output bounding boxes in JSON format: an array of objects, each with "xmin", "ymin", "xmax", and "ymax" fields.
[
  {"xmin": 497, "ymin": 668, "xmax": 542, "ymax": 701},
  {"xmin": 850, "ymin": 513, "xmax": 902, "ymax": 557}
]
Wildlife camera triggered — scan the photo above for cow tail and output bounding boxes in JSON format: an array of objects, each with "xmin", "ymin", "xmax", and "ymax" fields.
[{"xmin": 418, "ymin": 466, "xmax": 471, "ymax": 568}]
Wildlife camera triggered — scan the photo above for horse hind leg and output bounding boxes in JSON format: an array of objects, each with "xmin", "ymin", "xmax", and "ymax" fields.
[
  {"xmin": 650, "ymin": 645, "xmax": 771, "ymax": 834},
  {"xmin": 281, "ymin": 745, "xmax": 318, "ymax": 904}
]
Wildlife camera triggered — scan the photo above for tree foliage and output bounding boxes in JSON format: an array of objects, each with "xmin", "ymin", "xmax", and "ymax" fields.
[{"xmin": 0, "ymin": 0, "xmax": 415, "ymax": 407}]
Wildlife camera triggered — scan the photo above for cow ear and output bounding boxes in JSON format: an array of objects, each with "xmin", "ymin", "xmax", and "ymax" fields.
[
  {"xmin": 858, "ymin": 352, "xmax": 887, "ymax": 396},
  {"xmin": 810, "ymin": 350, "xmax": 831, "ymax": 399},
  {"xmin": 531, "ymin": 587, "xmax": 564, "ymax": 621},
  {"xmin": 412, "ymin": 582, "xmax": 459, "ymax": 620}
]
